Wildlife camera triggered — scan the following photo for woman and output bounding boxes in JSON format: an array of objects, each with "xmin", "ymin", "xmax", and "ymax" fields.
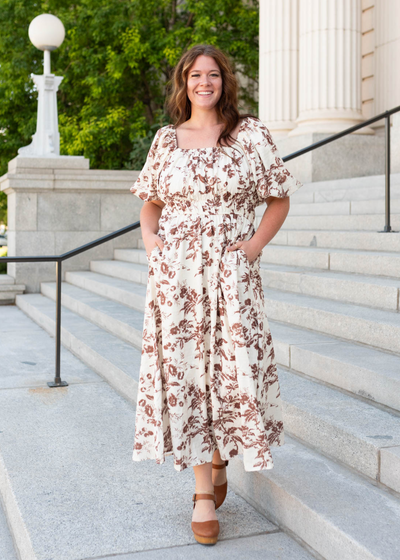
[{"xmin": 130, "ymin": 44, "xmax": 303, "ymax": 546}]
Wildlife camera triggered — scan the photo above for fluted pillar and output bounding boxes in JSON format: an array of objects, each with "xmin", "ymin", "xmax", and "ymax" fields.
[
  {"xmin": 289, "ymin": 0, "xmax": 372, "ymax": 136},
  {"xmin": 259, "ymin": 0, "xmax": 300, "ymax": 136},
  {"xmin": 374, "ymin": 0, "xmax": 400, "ymax": 116}
]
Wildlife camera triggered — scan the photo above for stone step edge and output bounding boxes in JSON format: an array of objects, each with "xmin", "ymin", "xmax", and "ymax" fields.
[
  {"xmin": 263, "ymin": 289, "xmax": 400, "ymax": 355},
  {"xmin": 115, "ymin": 246, "xmax": 400, "ymax": 278},
  {"xmin": 88, "ymin": 258, "xmax": 400, "ymax": 335},
  {"xmin": 92, "ymin": 255, "xmax": 400, "ymax": 301},
  {"xmin": 40, "ymin": 281, "xmax": 144, "ymax": 349},
  {"xmin": 0, "ymin": 454, "xmax": 35, "ymax": 560},
  {"xmin": 229, "ymin": 434, "xmax": 400, "ymax": 560},
  {"xmin": 15, "ymin": 294, "xmax": 138, "ymax": 408},
  {"xmin": 86, "ymin": 259, "xmax": 400, "ymax": 353},
  {"xmin": 62, "ymin": 270, "xmax": 400, "ymax": 395},
  {"xmin": 134, "ymin": 231, "xmax": 400, "ymax": 254},
  {"xmin": 114, "ymin": 246, "xmax": 400, "ymax": 281}
]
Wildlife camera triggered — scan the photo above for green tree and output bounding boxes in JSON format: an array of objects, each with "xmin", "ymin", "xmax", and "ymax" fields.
[{"xmin": 0, "ymin": 0, "xmax": 259, "ymax": 224}]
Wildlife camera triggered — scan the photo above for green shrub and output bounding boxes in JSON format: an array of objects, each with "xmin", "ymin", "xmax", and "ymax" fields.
[{"xmin": 0, "ymin": 246, "xmax": 7, "ymax": 274}]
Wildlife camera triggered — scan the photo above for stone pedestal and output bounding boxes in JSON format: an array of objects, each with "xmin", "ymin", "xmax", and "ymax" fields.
[
  {"xmin": 393, "ymin": 113, "xmax": 400, "ymax": 174},
  {"xmin": 0, "ymin": 156, "xmax": 143, "ymax": 293},
  {"xmin": 275, "ymin": 133, "xmax": 385, "ymax": 184}
]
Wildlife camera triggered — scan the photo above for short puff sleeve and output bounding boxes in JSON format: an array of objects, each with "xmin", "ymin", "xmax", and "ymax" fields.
[
  {"xmin": 247, "ymin": 118, "xmax": 303, "ymax": 204},
  {"xmin": 130, "ymin": 127, "xmax": 166, "ymax": 202}
]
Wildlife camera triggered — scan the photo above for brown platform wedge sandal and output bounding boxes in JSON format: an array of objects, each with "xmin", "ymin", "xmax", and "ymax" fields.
[
  {"xmin": 212, "ymin": 460, "xmax": 229, "ymax": 509},
  {"xmin": 191, "ymin": 492, "xmax": 220, "ymax": 545}
]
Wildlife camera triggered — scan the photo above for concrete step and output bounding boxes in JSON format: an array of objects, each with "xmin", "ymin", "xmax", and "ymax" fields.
[
  {"xmin": 278, "ymin": 367, "xmax": 400, "ymax": 485},
  {"xmin": 65, "ymin": 269, "xmax": 147, "ymax": 312},
  {"xmin": 85, "ymin": 258, "xmax": 400, "ymax": 354},
  {"xmin": 45, "ymin": 274, "xmax": 400, "ymax": 413},
  {"xmin": 271, "ymin": 321, "xmax": 400, "ymax": 413},
  {"xmin": 259, "ymin": 245, "xmax": 400, "ymax": 278},
  {"xmin": 258, "ymin": 171, "xmax": 400, "ymax": 205},
  {"xmin": 133, "ymin": 228, "xmax": 400, "ymax": 254},
  {"xmin": 39, "ymin": 279, "xmax": 400, "ymax": 491},
  {"xmin": 0, "ymin": 274, "xmax": 25, "ymax": 304},
  {"xmin": 113, "ymin": 252, "xmax": 400, "ymax": 311},
  {"xmin": 269, "ymin": 229, "xmax": 400, "ymax": 253},
  {"xmin": 90, "ymin": 258, "xmax": 149, "ymax": 283},
  {"xmin": 264, "ymin": 288, "xmax": 400, "ymax": 354},
  {"xmin": 230, "ymin": 434, "xmax": 400, "ymax": 560},
  {"xmin": 96, "ymin": 252, "xmax": 400, "ymax": 313},
  {"xmin": 284, "ymin": 198, "xmax": 400, "ymax": 216},
  {"xmin": 287, "ymin": 184, "xmax": 400, "ymax": 205},
  {"xmin": 259, "ymin": 263, "xmax": 400, "ymax": 311},
  {"xmin": 40, "ymin": 280, "xmax": 144, "ymax": 348},
  {"xmin": 15, "ymin": 293, "xmax": 141, "ymax": 406},
  {"xmin": 116, "ymin": 245, "xmax": 400, "ymax": 280},
  {"xmin": 1, "ymin": 306, "xmax": 302, "ymax": 560},
  {"xmin": 267, "ymin": 213, "xmax": 400, "ymax": 231}
]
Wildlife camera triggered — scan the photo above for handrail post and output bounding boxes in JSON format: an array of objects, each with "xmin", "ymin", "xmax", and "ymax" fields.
[
  {"xmin": 48, "ymin": 259, "xmax": 68, "ymax": 387},
  {"xmin": 384, "ymin": 113, "xmax": 391, "ymax": 232}
]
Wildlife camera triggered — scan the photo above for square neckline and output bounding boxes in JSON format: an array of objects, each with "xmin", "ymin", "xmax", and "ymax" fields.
[{"xmin": 172, "ymin": 117, "xmax": 248, "ymax": 151}]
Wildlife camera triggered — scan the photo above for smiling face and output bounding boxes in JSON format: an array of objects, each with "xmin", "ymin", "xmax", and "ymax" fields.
[{"xmin": 186, "ymin": 55, "xmax": 223, "ymax": 111}]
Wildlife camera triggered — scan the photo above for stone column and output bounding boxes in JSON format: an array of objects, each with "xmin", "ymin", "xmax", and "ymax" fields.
[
  {"xmin": 374, "ymin": 0, "xmax": 400, "ymax": 117},
  {"xmin": 289, "ymin": 0, "xmax": 372, "ymax": 135},
  {"xmin": 259, "ymin": 0, "xmax": 300, "ymax": 136}
]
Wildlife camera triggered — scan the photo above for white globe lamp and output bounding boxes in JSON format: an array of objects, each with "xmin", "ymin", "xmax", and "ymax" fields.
[
  {"xmin": 28, "ymin": 14, "xmax": 65, "ymax": 74},
  {"xmin": 18, "ymin": 14, "xmax": 65, "ymax": 157}
]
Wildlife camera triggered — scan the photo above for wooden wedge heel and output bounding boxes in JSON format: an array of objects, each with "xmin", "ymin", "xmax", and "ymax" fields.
[
  {"xmin": 191, "ymin": 493, "xmax": 219, "ymax": 545},
  {"xmin": 212, "ymin": 459, "xmax": 229, "ymax": 509}
]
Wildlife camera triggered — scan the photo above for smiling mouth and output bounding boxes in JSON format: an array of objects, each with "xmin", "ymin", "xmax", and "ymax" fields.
[{"xmin": 196, "ymin": 92, "xmax": 213, "ymax": 96}]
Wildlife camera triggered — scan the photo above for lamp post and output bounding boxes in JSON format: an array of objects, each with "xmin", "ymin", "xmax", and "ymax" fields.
[{"xmin": 18, "ymin": 14, "xmax": 65, "ymax": 157}]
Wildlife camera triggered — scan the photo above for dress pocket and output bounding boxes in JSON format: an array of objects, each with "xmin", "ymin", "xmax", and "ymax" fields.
[
  {"xmin": 146, "ymin": 245, "xmax": 161, "ymax": 262},
  {"xmin": 237, "ymin": 246, "xmax": 262, "ymax": 267},
  {"xmin": 237, "ymin": 247, "xmax": 250, "ymax": 264}
]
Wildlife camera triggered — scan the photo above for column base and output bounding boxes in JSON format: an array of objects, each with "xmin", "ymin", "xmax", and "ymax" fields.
[{"xmin": 276, "ymin": 132, "xmax": 386, "ymax": 183}]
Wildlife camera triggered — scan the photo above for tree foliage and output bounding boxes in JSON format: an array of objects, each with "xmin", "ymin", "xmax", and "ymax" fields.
[{"xmin": 0, "ymin": 0, "xmax": 259, "ymax": 224}]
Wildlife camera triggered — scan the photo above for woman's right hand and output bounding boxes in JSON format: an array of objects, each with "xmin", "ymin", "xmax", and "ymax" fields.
[{"xmin": 144, "ymin": 233, "xmax": 164, "ymax": 258}]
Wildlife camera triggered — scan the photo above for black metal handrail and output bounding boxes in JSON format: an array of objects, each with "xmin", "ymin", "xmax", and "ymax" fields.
[
  {"xmin": 0, "ymin": 222, "xmax": 141, "ymax": 387},
  {"xmin": 1, "ymin": 104, "xmax": 399, "ymax": 387}
]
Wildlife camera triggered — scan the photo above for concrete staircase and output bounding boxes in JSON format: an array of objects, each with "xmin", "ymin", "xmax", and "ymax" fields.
[
  {"xmin": 0, "ymin": 274, "xmax": 25, "ymax": 304},
  {"xmin": 2, "ymin": 171, "xmax": 400, "ymax": 559}
]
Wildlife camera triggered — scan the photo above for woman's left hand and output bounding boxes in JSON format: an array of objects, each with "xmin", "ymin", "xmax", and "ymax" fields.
[{"xmin": 227, "ymin": 240, "xmax": 260, "ymax": 264}]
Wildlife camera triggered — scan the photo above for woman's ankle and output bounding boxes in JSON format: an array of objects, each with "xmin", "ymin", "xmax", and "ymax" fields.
[{"xmin": 195, "ymin": 488, "xmax": 215, "ymax": 495}]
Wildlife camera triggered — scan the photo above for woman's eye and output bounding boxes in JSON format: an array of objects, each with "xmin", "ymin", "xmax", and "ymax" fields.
[{"xmin": 190, "ymin": 73, "xmax": 219, "ymax": 77}]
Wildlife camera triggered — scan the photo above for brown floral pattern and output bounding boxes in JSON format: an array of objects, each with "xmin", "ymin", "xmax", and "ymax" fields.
[{"xmin": 130, "ymin": 116, "xmax": 303, "ymax": 472}]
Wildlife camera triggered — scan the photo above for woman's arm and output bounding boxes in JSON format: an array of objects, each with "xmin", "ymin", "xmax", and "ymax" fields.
[
  {"xmin": 140, "ymin": 200, "xmax": 166, "ymax": 256},
  {"xmin": 251, "ymin": 196, "xmax": 290, "ymax": 252},
  {"xmin": 228, "ymin": 196, "xmax": 290, "ymax": 262}
]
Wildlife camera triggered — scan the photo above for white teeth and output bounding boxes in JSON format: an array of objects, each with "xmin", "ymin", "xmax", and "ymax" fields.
[{"xmin": 197, "ymin": 92, "xmax": 212, "ymax": 95}]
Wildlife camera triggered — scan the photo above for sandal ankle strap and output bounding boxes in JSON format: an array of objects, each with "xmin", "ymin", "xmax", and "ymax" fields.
[
  {"xmin": 212, "ymin": 460, "xmax": 229, "ymax": 469},
  {"xmin": 192, "ymin": 493, "xmax": 216, "ymax": 508}
]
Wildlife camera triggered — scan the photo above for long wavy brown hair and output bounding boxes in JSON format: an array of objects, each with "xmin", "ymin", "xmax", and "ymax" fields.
[{"xmin": 165, "ymin": 44, "xmax": 257, "ymax": 149}]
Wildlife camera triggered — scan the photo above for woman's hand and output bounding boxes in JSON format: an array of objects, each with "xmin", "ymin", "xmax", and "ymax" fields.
[
  {"xmin": 144, "ymin": 233, "xmax": 164, "ymax": 257},
  {"xmin": 226, "ymin": 239, "xmax": 260, "ymax": 264}
]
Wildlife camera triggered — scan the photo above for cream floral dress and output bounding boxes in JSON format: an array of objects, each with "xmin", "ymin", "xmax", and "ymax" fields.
[{"xmin": 130, "ymin": 116, "xmax": 303, "ymax": 472}]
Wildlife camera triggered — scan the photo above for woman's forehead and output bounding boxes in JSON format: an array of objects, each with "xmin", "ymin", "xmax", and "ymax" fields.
[{"xmin": 189, "ymin": 55, "xmax": 220, "ymax": 72}]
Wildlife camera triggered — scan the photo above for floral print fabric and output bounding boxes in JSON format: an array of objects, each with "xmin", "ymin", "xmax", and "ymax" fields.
[{"xmin": 130, "ymin": 116, "xmax": 303, "ymax": 472}]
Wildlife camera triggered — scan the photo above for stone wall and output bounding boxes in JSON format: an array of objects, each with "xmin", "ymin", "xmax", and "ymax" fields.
[{"xmin": 0, "ymin": 155, "xmax": 143, "ymax": 293}]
